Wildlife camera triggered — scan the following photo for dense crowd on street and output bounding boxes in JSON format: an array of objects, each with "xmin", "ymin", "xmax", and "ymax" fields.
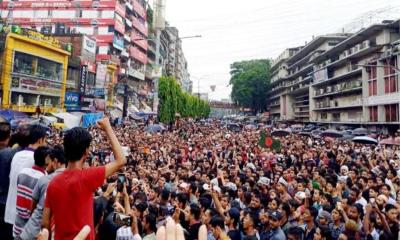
[{"xmin": 1, "ymin": 117, "xmax": 400, "ymax": 240}]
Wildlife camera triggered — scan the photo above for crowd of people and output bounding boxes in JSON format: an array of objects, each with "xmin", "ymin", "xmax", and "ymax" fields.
[{"xmin": 0, "ymin": 117, "xmax": 400, "ymax": 240}]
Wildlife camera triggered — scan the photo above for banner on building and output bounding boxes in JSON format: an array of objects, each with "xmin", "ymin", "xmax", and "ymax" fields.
[
  {"xmin": 313, "ymin": 68, "xmax": 328, "ymax": 83},
  {"xmin": 82, "ymin": 36, "xmax": 96, "ymax": 54},
  {"xmin": 79, "ymin": 65, "xmax": 88, "ymax": 102},
  {"xmin": 96, "ymin": 64, "xmax": 107, "ymax": 88}
]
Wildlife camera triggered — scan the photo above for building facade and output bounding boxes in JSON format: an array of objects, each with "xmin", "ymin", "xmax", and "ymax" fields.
[
  {"xmin": 0, "ymin": 28, "xmax": 70, "ymax": 113},
  {"xmin": 310, "ymin": 20, "xmax": 400, "ymax": 130},
  {"xmin": 267, "ymin": 20, "xmax": 400, "ymax": 130},
  {"xmin": 2, "ymin": 0, "xmax": 149, "ymax": 109}
]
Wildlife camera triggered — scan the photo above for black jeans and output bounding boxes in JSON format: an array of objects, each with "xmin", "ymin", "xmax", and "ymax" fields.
[{"xmin": 0, "ymin": 203, "xmax": 13, "ymax": 240}]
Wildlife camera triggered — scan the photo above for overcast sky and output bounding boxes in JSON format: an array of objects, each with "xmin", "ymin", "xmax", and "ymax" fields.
[{"xmin": 163, "ymin": 0, "xmax": 400, "ymax": 101}]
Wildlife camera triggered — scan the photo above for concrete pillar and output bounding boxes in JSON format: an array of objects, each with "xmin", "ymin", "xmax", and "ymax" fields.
[{"xmin": 377, "ymin": 105, "xmax": 385, "ymax": 122}]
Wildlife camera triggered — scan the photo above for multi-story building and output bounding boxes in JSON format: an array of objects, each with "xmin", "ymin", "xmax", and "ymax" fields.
[
  {"xmin": 310, "ymin": 20, "xmax": 400, "ymax": 130},
  {"xmin": 54, "ymin": 34, "xmax": 117, "ymax": 111},
  {"xmin": 158, "ymin": 25, "xmax": 191, "ymax": 91},
  {"xmin": 268, "ymin": 48, "xmax": 300, "ymax": 121},
  {"xmin": 2, "ymin": 0, "xmax": 149, "ymax": 108},
  {"xmin": 0, "ymin": 28, "xmax": 70, "ymax": 113},
  {"xmin": 267, "ymin": 20, "xmax": 400, "ymax": 131},
  {"xmin": 279, "ymin": 34, "xmax": 350, "ymax": 122}
]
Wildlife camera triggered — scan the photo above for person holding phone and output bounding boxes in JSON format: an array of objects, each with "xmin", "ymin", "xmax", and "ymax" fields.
[{"xmin": 42, "ymin": 117, "xmax": 126, "ymax": 240}]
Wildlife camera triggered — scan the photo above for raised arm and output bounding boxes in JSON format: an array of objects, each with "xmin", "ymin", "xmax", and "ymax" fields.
[{"xmin": 97, "ymin": 118, "xmax": 127, "ymax": 178}]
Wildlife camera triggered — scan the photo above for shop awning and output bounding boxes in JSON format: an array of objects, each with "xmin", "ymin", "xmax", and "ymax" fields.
[{"xmin": 51, "ymin": 112, "xmax": 81, "ymax": 129}]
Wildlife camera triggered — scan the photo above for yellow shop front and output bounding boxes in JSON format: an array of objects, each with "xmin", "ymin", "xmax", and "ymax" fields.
[{"xmin": 0, "ymin": 31, "xmax": 70, "ymax": 113}]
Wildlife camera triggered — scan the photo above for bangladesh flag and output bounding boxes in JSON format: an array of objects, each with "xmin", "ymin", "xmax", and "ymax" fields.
[
  {"xmin": 272, "ymin": 139, "xmax": 281, "ymax": 151},
  {"xmin": 259, "ymin": 130, "xmax": 266, "ymax": 147}
]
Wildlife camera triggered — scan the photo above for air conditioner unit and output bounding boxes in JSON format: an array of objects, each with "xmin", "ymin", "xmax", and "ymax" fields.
[{"xmin": 327, "ymin": 86, "xmax": 332, "ymax": 93}]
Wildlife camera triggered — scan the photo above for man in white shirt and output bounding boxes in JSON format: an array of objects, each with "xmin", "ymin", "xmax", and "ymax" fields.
[{"xmin": 4, "ymin": 125, "xmax": 47, "ymax": 226}]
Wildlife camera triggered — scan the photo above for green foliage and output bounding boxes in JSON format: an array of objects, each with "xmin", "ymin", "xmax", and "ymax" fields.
[
  {"xmin": 229, "ymin": 59, "xmax": 272, "ymax": 114},
  {"xmin": 158, "ymin": 76, "xmax": 210, "ymax": 123}
]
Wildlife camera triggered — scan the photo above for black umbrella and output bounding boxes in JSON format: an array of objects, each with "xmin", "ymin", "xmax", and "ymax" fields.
[
  {"xmin": 298, "ymin": 131, "xmax": 312, "ymax": 137},
  {"xmin": 352, "ymin": 136, "xmax": 378, "ymax": 145},
  {"xmin": 352, "ymin": 128, "xmax": 368, "ymax": 136},
  {"xmin": 320, "ymin": 129, "xmax": 343, "ymax": 138},
  {"xmin": 271, "ymin": 129, "xmax": 291, "ymax": 137}
]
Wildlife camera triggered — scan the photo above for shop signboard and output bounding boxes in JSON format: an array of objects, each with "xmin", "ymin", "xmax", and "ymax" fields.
[
  {"xmin": 10, "ymin": 76, "xmax": 62, "ymax": 96},
  {"xmin": 65, "ymin": 91, "xmax": 79, "ymax": 108},
  {"xmin": 96, "ymin": 63, "xmax": 107, "ymax": 88},
  {"xmin": 86, "ymin": 88, "xmax": 105, "ymax": 97},
  {"xmin": 79, "ymin": 65, "xmax": 88, "ymax": 102},
  {"xmin": 82, "ymin": 36, "xmax": 96, "ymax": 54},
  {"xmin": 128, "ymin": 67, "xmax": 145, "ymax": 80}
]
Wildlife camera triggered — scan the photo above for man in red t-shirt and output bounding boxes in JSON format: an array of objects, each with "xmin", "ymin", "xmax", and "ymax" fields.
[{"xmin": 42, "ymin": 118, "xmax": 126, "ymax": 240}]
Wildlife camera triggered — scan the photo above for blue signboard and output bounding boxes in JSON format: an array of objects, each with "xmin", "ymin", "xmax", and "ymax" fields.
[
  {"xmin": 86, "ymin": 88, "xmax": 105, "ymax": 97},
  {"xmin": 65, "ymin": 91, "xmax": 80, "ymax": 108}
]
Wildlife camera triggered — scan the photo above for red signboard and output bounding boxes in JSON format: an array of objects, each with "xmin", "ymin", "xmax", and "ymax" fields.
[
  {"xmin": 2, "ymin": 1, "xmax": 116, "ymax": 9},
  {"xmin": 131, "ymin": 31, "xmax": 148, "ymax": 51},
  {"xmin": 129, "ymin": 47, "xmax": 147, "ymax": 64},
  {"xmin": 133, "ymin": 0, "xmax": 146, "ymax": 20},
  {"xmin": 115, "ymin": 2, "xmax": 126, "ymax": 18},
  {"xmin": 114, "ymin": 19, "xmax": 125, "ymax": 35},
  {"xmin": 9, "ymin": 18, "xmax": 114, "ymax": 26},
  {"xmin": 96, "ymin": 35, "xmax": 114, "ymax": 44},
  {"xmin": 81, "ymin": 60, "xmax": 97, "ymax": 73},
  {"xmin": 96, "ymin": 54, "xmax": 110, "ymax": 62},
  {"xmin": 131, "ymin": 17, "xmax": 148, "ymax": 36}
]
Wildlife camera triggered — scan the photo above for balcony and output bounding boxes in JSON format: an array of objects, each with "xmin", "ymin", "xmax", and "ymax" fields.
[
  {"xmin": 115, "ymin": 2, "xmax": 126, "ymax": 18},
  {"xmin": 131, "ymin": 32, "xmax": 148, "ymax": 51},
  {"xmin": 312, "ymin": 67, "xmax": 362, "ymax": 87},
  {"xmin": 126, "ymin": 2, "xmax": 133, "ymax": 12},
  {"xmin": 133, "ymin": 0, "xmax": 146, "ymax": 19},
  {"xmin": 129, "ymin": 47, "xmax": 147, "ymax": 64},
  {"xmin": 132, "ymin": 17, "xmax": 148, "ymax": 36},
  {"xmin": 121, "ymin": 49, "xmax": 129, "ymax": 58},
  {"xmin": 124, "ymin": 33, "xmax": 131, "ymax": 42},
  {"xmin": 125, "ymin": 19, "xmax": 133, "ymax": 28},
  {"xmin": 313, "ymin": 85, "xmax": 362, "ymax": 99},
  {"xmin": 314, "ymin": 100, "xmax": 362, "ymax": 111},
  {"xmin": 127, "ymin": 67, "xmax": 145, "ymax": 80}
]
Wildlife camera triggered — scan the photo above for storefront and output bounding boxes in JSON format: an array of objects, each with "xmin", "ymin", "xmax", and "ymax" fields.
[{"xmin": 0, "ymin": 29, "xmax": 70, "ymax": 113}]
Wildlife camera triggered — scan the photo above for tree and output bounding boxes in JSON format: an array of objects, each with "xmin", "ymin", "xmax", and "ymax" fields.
[
  {"xmin": 229, "ymin": 59, "xmax": 272, "ymax": 114},
  {"xmin": 158, "ymin": 76, "xmax": 210, "ymax": 123}
]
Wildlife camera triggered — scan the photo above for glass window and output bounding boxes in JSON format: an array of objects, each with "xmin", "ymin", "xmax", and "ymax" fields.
[
  {"xmin": 385, "ymin": 104, "xmax": 399, "ymax": 122},
  {"xmin": 13, "ymin": 52, "xmax": 35, "ymax": 75},
  {"xmin": 36, "ymin": 58, "xmax": 62, "ymax": 81},
  {"xmin": 86, "ymin": 72, "xmax": 96, "ymax": 86},
  {"xmin": 369, "ymin": 106, "xmax": 378, "ymax": 122},
  {"xmin": 13, "ymin": 52, "xmax": 62, "ymax": 81}
]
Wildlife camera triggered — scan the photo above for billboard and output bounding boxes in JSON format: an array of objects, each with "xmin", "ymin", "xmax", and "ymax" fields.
[{"xmin": 65, "ymin": 91, "xmax": 79, "ymax": 108}]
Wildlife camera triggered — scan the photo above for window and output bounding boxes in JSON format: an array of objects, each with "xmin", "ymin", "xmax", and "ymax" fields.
[
  {"xmin": 384, "ymin": 57, "xmax": 398, "ymax": 93},
  {"xmin": 86, "ymin": 72, "xmax": 96, "ymax": 86},
  {"xmin": 385, "ymin": 104, "xmax": 399, "ymax": 122},
  {"xmin": 368, "ymin": 62, "xmax": 377, "ymax": 79},
  {"xmin": 321, "ymin": 113, "xmax": 327, "ymax": 120},
  {"xmin": 13, "ymin": 52, "xmax": 62, "ymax": 81},
  {"xmin": 332, "ymin": 113, "xmax": 340, "ymax": 121},
  {"xmin": 108, "ymin": 25, "xmax": 115, "ymax": 33},
  {"xmin": 369, "ymin": 106, "xmax": 378, "ymax": 122}
]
